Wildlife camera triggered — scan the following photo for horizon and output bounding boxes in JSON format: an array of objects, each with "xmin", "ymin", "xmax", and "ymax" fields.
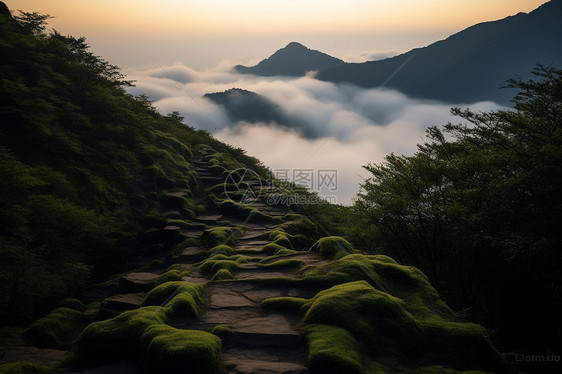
[
  {"xmin": 1, "ymin": 0, "xmax": 552, "ymax": 205},
  {"xmin": 4, "ymin": 0, "xmax": 547, "ymax": 68}
]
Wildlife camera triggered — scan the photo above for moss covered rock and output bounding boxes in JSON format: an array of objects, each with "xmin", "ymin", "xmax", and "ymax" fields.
[
  {"xmin": 310, "ymin": 236, "xmax": 355, "ymax": 260},
  {"xmin": 140, "ymin": 325, "xmax": 221, "ymax": 374},
  {"xmin": 22, "ymin": 307, "xmax": 82, "ymax": 349},
  {"xmin": 141, "ymin": 281, "xmax": 202, "ymax": 318},
  {"xmin": 75, "ymin": 306, "xmax": 168, "ymax": 358},
  {"xmin": 0, "ymin": 362, "xmax": 50, "ymax": 374},
  {"xmin": 307, "ymin": 324, "xmax": 362, "ymax": 374}
]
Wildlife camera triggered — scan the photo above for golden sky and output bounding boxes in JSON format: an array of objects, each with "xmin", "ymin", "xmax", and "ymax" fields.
[{"xmin": 6, "ymin": 0, "xmax": 547, "ymax": 37}]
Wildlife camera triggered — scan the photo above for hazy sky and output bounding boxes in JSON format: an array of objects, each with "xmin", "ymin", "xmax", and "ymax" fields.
[
  {"xmin": 5, "ymin": 0, "xmax": 547, "ymax": 68},
  {"xmin": 3, "ymin": 0, "xmax": 544, "ymax": 204}
]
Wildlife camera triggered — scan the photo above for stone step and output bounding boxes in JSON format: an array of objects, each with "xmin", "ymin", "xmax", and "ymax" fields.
[
  {"xmin": 235, "ymin": 269, "xmax": 300, "ymax": 280},
  {"xmin": 239, "ymin": 231, "xmax": 265, "ymax": 240},
  {"xmin": 0, "ymin": 347, "xmax": 71, "ymax": 369},
  {"xmin": 179, "ymin": 246, "xmax": 208, "ymax": 263},
  {"xmin": 119, "ymin": 272, "xmax": 158, "ymax": 293},
  {"xmin": 103, "ymin": 293, "xmax": 145, "ymax": 312},
  {"xmin": 208, "ymin": 289, "xmax": 256, "ymax": 309},
  {"xmin": 194, "ymin": 214, "xmax": 223, "ymax": 224},
  {"xmin": 223, "ymin": 356, "xmax": 308, "ymax": 374},
  {"xmin": 229, "ymin": 315, "xmax": 304, "ymax": 347}
]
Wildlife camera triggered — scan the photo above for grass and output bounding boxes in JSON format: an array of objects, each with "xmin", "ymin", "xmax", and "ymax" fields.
[
  {"xmin": 22, "ymin": 307, "xmax": 83, "ymax": 349},
  {"xmin": 140, "ymin": 325, "xmax": 222, "ymax": 374}
]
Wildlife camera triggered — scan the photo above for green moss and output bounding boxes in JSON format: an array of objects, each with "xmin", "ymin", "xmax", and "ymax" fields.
[
  {"xmin": 259, "ymin": 259, "xmax": 306, "ymax": 270},
  {"xmin": 211, "ymin": 324, "xmax": 232, "ymax": 341},
  {"xmin": 199, "ymin": 254, "xmax": 247, "ymax": 276},
  {"xmin": 0, "ymin": 327, "xmax": 24, "ymax": 359},
  {"xmin": 74, "ymin": 306, "xmax": 168, "ymax": 358},
  {"xmin": 165, "ymin": 219, "xmax": 202, "ymax": 230},
  {"xmin": 156, "ymin": 269, "xmax": 188, "ymax": 284},
  {"xmin": 260, "ymin": 297, "xmax": 308, "ymax": 313},
  {"xmin": 202, "ymin": 227, "xmax": 235, "ymax": 246},
  {"xmin": 0, "ymin": 362, "xmax": 50, "ymax": 374},
  {"xmin": 208, "ymin": 244, "xmax": 235, "ymax": 257},
  {"xmin": 262, "ymin": 242, "xmax": 288, "ymax": 255},
  {"xmin": 22, "ymin": 307, "xmax": 82, "ymax": 349},
  {"xmin": 263, "ymin": 231, "xmax": 310, "ymax": 250},
  {"xmin": 298, "ymin": 274, "xmax": 507, "ymax": 372},
  {"xmin": 303, "ymin": 253, "xmax": 452, "ymax": 320},
  {"xmin": 211, "ymin": 268, "xmax": 233, "ymax": 281},
  {"xmin": 306, "ymin": 324, "xmax": 362, "ymax": 374},
  {"xmin": 140, "ymin": 325, "xmax": 222, "ymax": 374},
  {"xmin": 304, "ymin": 281, "xmax": 419, "ymax": 349},
  {"xmin": 142, "ymin": 281, "xmax": 203, "ymax": 318},
  {"xmin": 310, "ymin": 236, "xmax": 355, "ymax": 260},
  {"xmin": 58, "ymin": 298, "xmax": 86, "ymax": 312}
]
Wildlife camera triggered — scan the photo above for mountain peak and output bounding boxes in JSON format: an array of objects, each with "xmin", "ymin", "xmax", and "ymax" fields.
[
  {"xmin": 234, "ymin": 42, "xmax": 344, "ymax": 77},
  {"xmin": 285, "ymin": 41, "xmax": 307, "ymax": 49}
]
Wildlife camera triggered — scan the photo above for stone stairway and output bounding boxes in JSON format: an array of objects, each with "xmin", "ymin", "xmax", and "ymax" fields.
[
  {"xmin": 171, "ymin": 160, "xmax": 326, "ymax": 374},
  {"xmin": 0, "ymin": 160, "xmax": 329, "ymax": 374}
]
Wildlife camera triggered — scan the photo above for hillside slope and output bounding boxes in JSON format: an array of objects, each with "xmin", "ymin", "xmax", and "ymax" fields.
[
  {"xmin": 0, "ymin": 4, "xmax": 509, "ymax": 374},
  {"xmin": 317, "ymin": 0, "xmax": 562, "ymax": 104}
]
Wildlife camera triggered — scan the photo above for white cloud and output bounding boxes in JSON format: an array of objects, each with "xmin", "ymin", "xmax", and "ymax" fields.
[{"xmin": 125, "ymin": 62, "xmax": 504, "ymax": 204}]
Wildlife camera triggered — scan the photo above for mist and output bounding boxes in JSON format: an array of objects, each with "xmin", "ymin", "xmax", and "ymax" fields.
[{"xmin": 125, "ymin": 62, "xmax": 502, "ymax": 205}]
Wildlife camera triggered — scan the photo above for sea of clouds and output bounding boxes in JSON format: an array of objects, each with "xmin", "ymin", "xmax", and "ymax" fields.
[{"xmin": 124, "ymin": 62, "xmax": 502, "ymax": 205}]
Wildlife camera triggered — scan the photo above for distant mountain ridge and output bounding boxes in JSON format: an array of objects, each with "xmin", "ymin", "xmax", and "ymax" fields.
[
  {"xmin": 204, "ymin": 88, "xmax": 287, "ymax": 124},
  {"xmin": 234, "ymin": 42, "xmax": 344, "ymax": 77},
  {"xmin": 316, "ymin": 0, "xmax": 562, "ymax": 104}
]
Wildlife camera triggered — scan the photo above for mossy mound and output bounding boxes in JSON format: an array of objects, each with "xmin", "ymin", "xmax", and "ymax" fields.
[
  {"xmin": 58, "ymin": 298, "xmax": 86, "ymax": 312},
  {"xmin": 310, "ymin": 236, "xmax": 355, "ymax": 260},
  {"xmin": 0, "ymin": 326, "xmax": 24, "ymax": 358},
  {"xmin": 260, "ymin": 297, "xmax": 308, "ymax": 314},
  {"xmin": 262, "ymin": 242, "xmax": 290, "ymax": 255},
  {"xmin": 259, "ymin": 259, "xmax": 306, "ymax": 270},
  {"xmin": 201, "ymin": 227, "xmax": 236, "ymax": 246},
  {"xmin": 140, "ymin": 325, "xmax": 221, "ymax": 374},
  {"xmin": 22, "ymin": 307, "xmax": 82, "ymax": 349},
  {"xmin": 208, "ymin": 244, "xmax": 235, "ymax": 257},
  {"xmin": 156, "ymin": 269, "xmax": 188, "ymax": 284},
  {"xmin": 74, "ymin": 306, "xmax": 168, "ymax": 358},
  {"xmin": 303, "ymin": 253, "xmax": 452, "ymax": 319},
  {"xmin": 300, "ymin": 280, "xmax": 506, "ymax": 373},
  {"xmin": 211, "ymin": 268, "xmax": 234, "ymax": 281},
  {"xmin": 199, "ymin": 254, "xmax": 247, "ymax": 276},
  {"xmin": 141, "ymin": 281, "xmax": 203, "ymax": 318},
  {"xmin": 306, "ymin": 324, "xmax": 362, "ymax": 374},
  {"xmin": 263, "ymin": 231, "xmax": 309, "ymax": 250},
  {"xmin": 0, "ymin": 362, "xmax": 50, "ymax": 374},
  {"xmin": 211, "ymin": 324, "xmax": 232, "ymax": 342}
]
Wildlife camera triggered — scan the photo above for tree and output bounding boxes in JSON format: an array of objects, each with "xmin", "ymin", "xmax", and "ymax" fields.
[{"xmin": 356, "ymin": 65, "xmax": 562, "ymax": 354}]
